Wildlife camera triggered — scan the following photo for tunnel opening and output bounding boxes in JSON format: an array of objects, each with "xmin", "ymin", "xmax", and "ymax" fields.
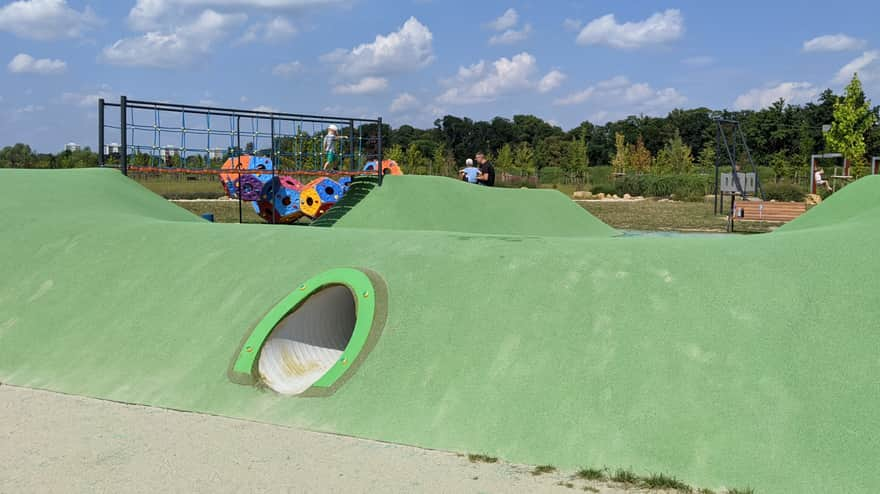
[
  {"xmin": 229, "ymin": 268, "xmax": 383, "ymax": 396},
  {"xmin": 257, "ymin": 285, "xmax": 356, "ymax": 395}
]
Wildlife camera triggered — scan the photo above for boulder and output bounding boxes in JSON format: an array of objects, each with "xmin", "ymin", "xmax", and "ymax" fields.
[
  {"xmin": 572, "ymin": 190, "xmax": 592, "ymax": 199},
  {"xmin": 805, "ymin": 194, "xmax": 822, "ymax": 206},
  {"xmin": 597, "ymin": 193, "xmax": 605, "ymax": 200},
  {"xmin": 623, "ymin": 193, "xmax": 632, "ymax": 200}
]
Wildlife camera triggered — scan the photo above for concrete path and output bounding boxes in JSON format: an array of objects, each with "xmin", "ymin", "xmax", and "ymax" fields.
[{"xmin": 0, "ymin": 385, "xmax": 658, "ymax": 494}]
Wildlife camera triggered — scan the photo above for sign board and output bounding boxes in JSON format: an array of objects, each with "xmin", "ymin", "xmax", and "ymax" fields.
[{"xmin": 720, "ymin": 172, "xmax": 756, "ymax": 193}]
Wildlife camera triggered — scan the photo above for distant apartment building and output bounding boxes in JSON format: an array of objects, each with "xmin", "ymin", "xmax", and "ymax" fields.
[
  {"xmin": 162, "ymin": 145, "xmax": 181, "ymax": 157},
  {"xmin": 208, "ymin": 147, "xmax": 225, "ymax": 160},
  {"xmin": 64, "ymin": 142, "xmax": 81, "ymax": 152},
  {"xmin": 104, "ymin": 143, "xmax": 121, "ymax": 155}
]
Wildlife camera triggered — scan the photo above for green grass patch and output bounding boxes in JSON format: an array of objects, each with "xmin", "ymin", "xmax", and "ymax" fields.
[
  {"xmin": 579, "ymin": 199, "xmax": 776, "ymax": 233},
  {"xmin": 727, "ymin": 488, "xmax": 755, "ymax": 494},
  {"xmin": 531, "ymin": 464, "xmax": 557, "ymax": 476},
  {"xmin": 171, "ymin": 200, "xmax": 264, "ymax": 224},
  {"xmin": 467, "ymin": 453, "xmax": 498, "ymax": 464},
  {"xmin": 610, "ymin": 468, "xmax": 639, "ymax": 484},
  {"xmin": 556, "ymin": 481, "xmax": 575, "ymax": 488},
  {"xmin": 134, "ymin": 174, "xmax": 226, "ymax": 200},
  {"xmin": 581, "ymin": 487, "xmax": 599, "ymax": 493},
  {"xmin": 642, "ymin": 473, "xmax": 692, "ymax": 491},
  {"xmin": 575, "ymin": 468, "xmax": 606, "ymax": 481}
]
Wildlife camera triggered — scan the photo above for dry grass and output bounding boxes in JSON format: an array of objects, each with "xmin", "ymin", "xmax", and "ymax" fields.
[{"xmin": 579, "ymin": 199, "xmax": 777, "ymax": 233}]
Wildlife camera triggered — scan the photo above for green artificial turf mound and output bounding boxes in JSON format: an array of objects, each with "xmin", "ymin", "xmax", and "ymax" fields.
[
  {"xmin": 1, "ymin": 168, "xmax": 879, "ymax": 494},
  {"xmin": 331, "ymin": 174, "xmax": 618, "ymax": 237},
  {"xmin": 778, "ymin": 175, "xmax": 880, "ymax": 232}
]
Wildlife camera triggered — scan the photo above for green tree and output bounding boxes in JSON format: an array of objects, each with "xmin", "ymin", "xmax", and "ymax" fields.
[
  {"xmin": 769, "ymin": 151, "xmax": 793, "ymax": 183},
  {"xmin": 496, "ymin": 143, "xmax": 514, "ymax": 172},
  {"xmin": 386, "ymin": 144, "xmax": 404, "ymax": 164},
  {"xmin": 0, "ymin": 143, "xmax": 36, "ymax": 168},
  {"xmin": 431, "ymin": 142, "xmax": 453, "ymax": 177},
  {"xmin": 514, "ymin": 142, "xmax": 536, "ymax": 175},
  {"xmin": 131, "ymin": 153, "xmax": 152, "ymax": 167},
  {"xmin": 564, "ymin": 137, "xmax": 588, "ymax": 179},
  {"xmin": 826, "ymin": 74, "xmax": 877, "ymax": 167},
  {"xmin": 697, "ymin": 142, "xmax": 716, "ymax": 170},
  {"xmin": 653, "ymin": 130, "xmax": 695, "ymax": 174},
  {"xmin": 537, "ymin": 136, "xmax": 567, "ymax": 170},
  {"xmin": 611, "ymin": 132, "xmax": 628, "ymax": 175},
  {"xmin": 629, "ymin": 136, "xmax": 652, "ymax": 174},
  {"xmin": 403, "ymin": 143, "xmax": 424, "ymax": 173}
]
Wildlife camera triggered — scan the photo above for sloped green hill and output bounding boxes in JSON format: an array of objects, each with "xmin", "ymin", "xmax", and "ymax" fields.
[
  {"xmin": 1, "ymin": 169, "xmax": 878, "ymax": 494},
  {"xmin": 331, "ymin": 175, "xmax": 617, "ymax": 237}
]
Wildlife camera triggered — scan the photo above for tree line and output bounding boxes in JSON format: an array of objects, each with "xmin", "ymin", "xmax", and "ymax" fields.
[{"xmin": 3, "ymin": 75, "xmax": 877, "ymax": 185}]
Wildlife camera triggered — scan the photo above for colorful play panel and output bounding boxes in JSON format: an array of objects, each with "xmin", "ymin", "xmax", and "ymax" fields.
[
  {"xmin": 221, "ymin": 155, "xmax": 353, "ymax": 222},
  {"xmin": 1, "ymin": 168, "xmax": 879, "ymax": 493}
]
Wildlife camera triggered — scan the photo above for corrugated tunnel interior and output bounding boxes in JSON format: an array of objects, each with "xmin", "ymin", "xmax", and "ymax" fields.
[{"xmin": 257, "ymin": 285, "xmax": 357, "ymax": 395}]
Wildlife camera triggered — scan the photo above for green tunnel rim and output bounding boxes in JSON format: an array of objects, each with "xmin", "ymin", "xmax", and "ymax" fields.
[{"xmin": 231, "ymin": 268, "xmax": 377, "ymax": 390}]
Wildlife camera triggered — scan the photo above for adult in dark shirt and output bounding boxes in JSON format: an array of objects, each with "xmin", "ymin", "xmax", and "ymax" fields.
[{"xmin": 475, "ymin": 152, "xmax": 495, "ymax": 186}]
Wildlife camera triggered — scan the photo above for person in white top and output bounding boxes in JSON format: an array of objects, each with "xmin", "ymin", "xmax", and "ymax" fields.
[
  {"xmin": 459, "ymin": 158, "xmax": 480, "ymax": 184},
  {"xmin": 322, "ymin": 124, "xmax": 347, "ymax": 171},
  {"xmin": 814, "ymin": 167, "xmax": 832, "ymax": 192}
]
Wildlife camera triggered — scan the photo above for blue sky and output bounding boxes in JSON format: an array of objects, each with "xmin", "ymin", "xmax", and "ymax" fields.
[{"xmin": 1, "ymin": 0, "xmax": 878, "ymax": 152}]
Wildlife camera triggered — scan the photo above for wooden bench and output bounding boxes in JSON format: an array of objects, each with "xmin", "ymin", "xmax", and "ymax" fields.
[{"xmin": 732, "ymin": 201, "xmax": 806, "ymax": 223}]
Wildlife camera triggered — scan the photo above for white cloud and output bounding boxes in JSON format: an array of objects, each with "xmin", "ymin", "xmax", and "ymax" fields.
[
  {"xmin": 438, "ymin": 52, "xmax": 545, "ymax": 105},
  {"xmin": 803, "ymin": 34, "xmax": 866, "ymax": 53},
  {"xmin": 555, "ymin": 75, "xmax": 686, "ymax": 115},
  {"xmin": 264, "ymin": 16, "xmax": 296, "ymax": 37},
  {"xmin": 596, "ymin": 75, "xmax": 631, "ymax": 89},
  {"xmin": 589, "ymin": 110, "xmax": 610, "ymax": 123},
  {"xmin": 252, "ymin": 104, "xmax": 278, "ymax": 112},
  {"xmin": 733, "ymin": 82, "xmax": 819, "ymax": 110},
  {"xmin": 682, "ymin": 55, "xmax": 714, "ymax": 66},
  {"xmin": 239, "ymin": 16, "xmax": 297, "ymax": 44},
  {"xmin": 562, "ymin": 18, "xmax": 582, "ymax": 32},
  {"xmin": 61, "ymin": 86, "xmax": 114, "ymax": 107},
  {"xmin": 576, "ymin": 9, "xmax": 684, "ymax": 49},
  {"xmin": 15, "ymin": 104, "xmax": 45, "ymax": 113},
  {"xmin": 489, "ymin": 24, "xmax": 532, "ymax": 45},
  {"xmin": 0, "ymin": 0, "xmax": 100, "ymax": 40},
  {"xmin": 487, "ymin": 8, "xmax": 518, "ymax": 31},
  {"xmin": 128, "ymin": 0, "xmax": 349, "ymax": 30},
  {"xmin": 390, "ymin": 93, "xmax": 419, "ymax": 113},
  {"xmin": 333, "ymin": 77, "xmax": 389, "ymax": 95},
  {"xmin": 102, "ymin": 10, "xmax": 247, "ymax": 69},
  {"xmin": 271, "ymin": 60, "xmax": 302, "ymax": 77},
  {"xmin": 389, "ymin": 100, "xmax": 445, "ymax": 128},
  {"xmin": 537, "ymin": 70, "xmax": 565, "ymax": 93},
  {"xmin": 833, "ymin": 50, "xmax": 879, "ymax": 84},
  {"xmin": 554, "ymin": 88, "xmax": 595, "ymax": 106},
  {"xmin": 8, "ymin": 53, "xmax": 66, "ymax": 74},
  {"xmin": 322, "ymin": 17, "xmax": 434, "ymax": 78}
]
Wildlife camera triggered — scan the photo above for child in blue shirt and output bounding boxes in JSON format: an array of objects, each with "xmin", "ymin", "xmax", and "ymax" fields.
[{"xmin": 459, "ymin": 159, "xmax": 480, "ymax": 184}]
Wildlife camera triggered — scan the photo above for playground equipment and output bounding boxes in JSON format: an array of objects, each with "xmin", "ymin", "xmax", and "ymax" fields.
[
  {"xmin": 231, "ymin": 163, "xmax": 353, "ymax": 222},
  {"xmin": 711, "ymin": 117, "xmax": 765, "ymax": 231},
  {"xmin": 98, "ymin": 96, "xmax": 390, "ymax": 222},
  {"xmin": 811, "ymin": 154, "xmax": 880, "ymax": 193},
  {"xmin": 364, "ymin": 159, "xmax": 403, "ymax": 176},
  {"xmin": 810, "ymin": 153, "xmax": 847, "ymax": 193},
  {"xmin": 220, "ymin": 155, "xmax": 274, "ymax": 198}
]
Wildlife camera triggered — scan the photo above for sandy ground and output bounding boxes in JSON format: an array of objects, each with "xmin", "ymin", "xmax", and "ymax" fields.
[{"xmin": 0, "ymin": 384, "xmax": 667, "ymax": 494}]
